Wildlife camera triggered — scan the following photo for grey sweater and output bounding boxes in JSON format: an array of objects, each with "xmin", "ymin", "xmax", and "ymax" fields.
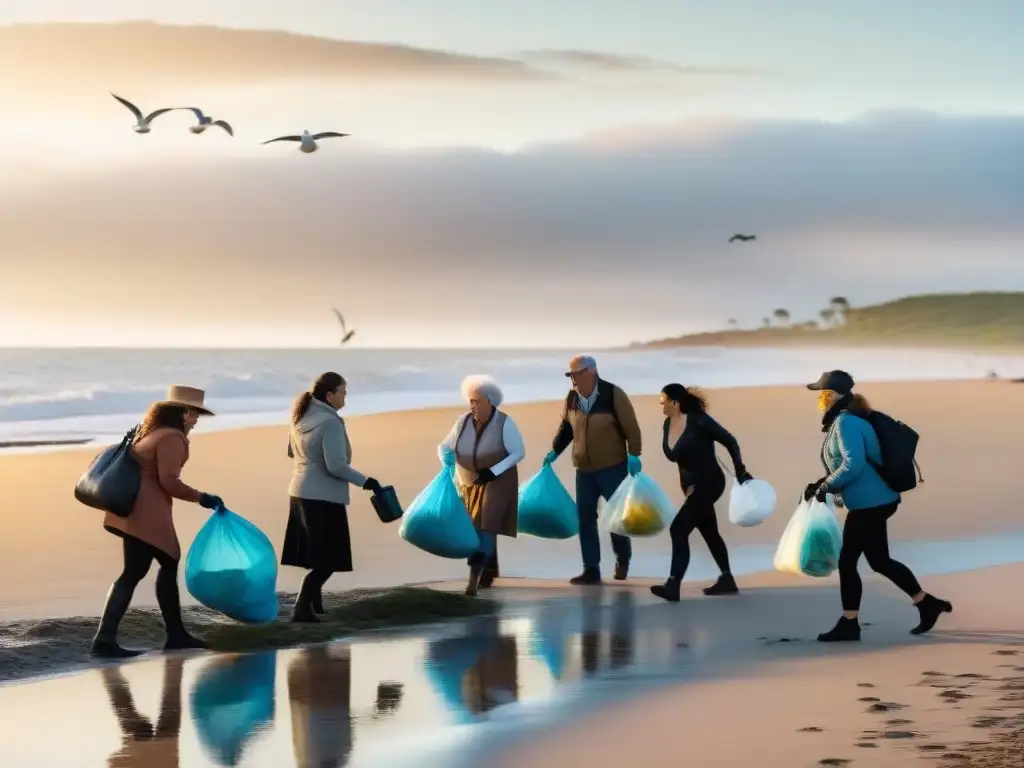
[{"xmin": 287, "ymin": 399, "xmax": 368, "ymax": 505}]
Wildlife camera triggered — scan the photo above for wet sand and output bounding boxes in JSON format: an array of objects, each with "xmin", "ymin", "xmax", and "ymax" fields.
[
  {"xmin": 0, "ymin": 379, "xmax": 1019, "ymax": 623},
  {"xmin": 494, "ymin": 563, "xmax": 1024, "ymax": 768}
]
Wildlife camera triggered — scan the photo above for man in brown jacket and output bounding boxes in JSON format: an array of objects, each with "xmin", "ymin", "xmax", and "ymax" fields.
[{"xmin": 546, "ymin": 355, "xmax": 643, "ymax": 584}]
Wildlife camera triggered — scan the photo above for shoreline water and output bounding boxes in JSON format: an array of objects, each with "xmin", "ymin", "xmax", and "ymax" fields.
[{"xmin": 2, "ymin": 344, "xmax": 1024, "ymax": 454}]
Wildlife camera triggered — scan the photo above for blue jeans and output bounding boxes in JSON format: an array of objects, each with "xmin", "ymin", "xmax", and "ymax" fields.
[{"xmin": 576, "ymin": 462, "xmax": 632, "ymax": 570}]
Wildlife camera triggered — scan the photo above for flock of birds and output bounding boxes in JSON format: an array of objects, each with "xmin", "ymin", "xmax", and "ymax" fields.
[{"xmin": 111, "ymin": 92, "xmax": 349, "ymax": 153}]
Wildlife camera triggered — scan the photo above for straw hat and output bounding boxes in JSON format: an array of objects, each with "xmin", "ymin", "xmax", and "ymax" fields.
[{"xmin": 156, "ymin": 385, "xmax": 214, "ymax": 416}]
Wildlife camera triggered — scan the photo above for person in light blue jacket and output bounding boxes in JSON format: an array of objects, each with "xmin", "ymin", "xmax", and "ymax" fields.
[{"xmin": 804, "ymin": 370, "xmax": 951, "ymax": 643}]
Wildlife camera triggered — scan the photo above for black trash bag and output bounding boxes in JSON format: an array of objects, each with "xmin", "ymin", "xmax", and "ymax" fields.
[
  {"xmin": 74, "ymin": 426, "xmax": 142, "ymax": 518},
  {"xmin": 370, "ymin": 485, "xmax": 404, "ymax": 523}
]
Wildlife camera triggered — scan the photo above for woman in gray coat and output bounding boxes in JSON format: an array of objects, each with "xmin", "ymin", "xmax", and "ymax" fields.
[{"xmin": 284, "ymin": 372, "xmax": 382, "ymax": 622}]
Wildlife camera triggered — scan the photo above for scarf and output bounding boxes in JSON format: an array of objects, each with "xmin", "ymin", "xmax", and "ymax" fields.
[{"xmin": 820, "ymin": 392, "xmax": 853, "ymax": 433}]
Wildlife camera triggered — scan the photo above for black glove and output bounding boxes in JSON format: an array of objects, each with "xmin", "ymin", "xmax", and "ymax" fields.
[
  {"xmin": 362, "ymin": 477, "xmax": 382, "ymax": 494},
  {"xmin": 475, "ymin": 468, "xmax": 496, "ymax": 485},
  {"xmin": 199, "ymin": 493, "xmax": 223, "ymax": 510},
  {"xmin": 815, "ymin": 485, "xmax": 829, "ymax": 503},
  {"xmin": 802, "ymin": 482, "xmax": 821, "ymax": 502},
  {"xmin": 737, "ymin": 469, "xmax": 754, "ymax": 485}
]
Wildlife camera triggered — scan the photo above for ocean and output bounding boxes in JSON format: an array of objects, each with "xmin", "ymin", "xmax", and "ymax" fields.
[{"xmin": 0, "ymin": 345, "xmax": 1021, "ymax": 451}]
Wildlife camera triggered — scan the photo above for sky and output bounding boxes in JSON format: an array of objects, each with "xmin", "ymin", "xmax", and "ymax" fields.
[{"xmin": 0, "ymin": 2, "xmax": 1022, "ymax": 347}]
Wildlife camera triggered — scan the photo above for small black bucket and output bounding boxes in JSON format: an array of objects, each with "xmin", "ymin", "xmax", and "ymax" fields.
[{"xmin": 371, "ymin": 485, "xmax": 404, "ymax": 523}]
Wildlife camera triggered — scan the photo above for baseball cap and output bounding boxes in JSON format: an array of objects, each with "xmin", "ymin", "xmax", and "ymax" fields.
[{"xmin": 806, "ymin": 370, "xmax": 855, "ymax": 394}]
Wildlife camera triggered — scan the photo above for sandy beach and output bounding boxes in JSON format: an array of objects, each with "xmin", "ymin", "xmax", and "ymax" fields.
[
  {"xmin": 0, "ymin": 379, "xmax": 1019, "ymax": 621},
  {"xmin": 1, "ymin": 379, "xmax": 1022, "ymax": 763}
]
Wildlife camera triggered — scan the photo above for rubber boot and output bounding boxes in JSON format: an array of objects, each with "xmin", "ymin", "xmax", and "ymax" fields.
[
  {"xmin": 91, "ymin": 583, "xmax": 144, "ymax": 658},
  {"xmin": 911, "ymin": 594, "xmax": 953, "ymax": 635},
  {"xmin": 569, "ymin": 567, "xmax": 602, "ymax": 586},
  {"xmin": 650, "ymin": 577, "xmax": 681, "ymax": 603},
  {"xmin": 158, "ymin": 575, "xmax": 208, "ymax": 651},
  {"xmin": 312, "ymin": 588, "xmax": 325, "ymax": 615}
]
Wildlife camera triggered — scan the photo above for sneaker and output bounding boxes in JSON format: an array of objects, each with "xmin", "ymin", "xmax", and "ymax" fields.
[
  {"xmin": 817, "ymin": 616, "xmax": 861, "ymax": 643},
  {"xmin": 569, "ymin": 568, "xmax": 602, "ymax": 586},
  {"xmin": 911, "ymin": 594, "xmax": 953, "ymax": 635},
  {"xmin": 702, "ymin": 574, "xmax": 739, "ymax": 596},
  {"xmin": 613, "ymin": 561, "xmax": 630, "ymax": 581}
]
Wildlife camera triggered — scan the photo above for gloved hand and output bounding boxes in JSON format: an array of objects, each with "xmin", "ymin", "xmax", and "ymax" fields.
[
  {"xmin": 802, "ymin": 481, "xmax": 821, "ymax": 502},
  {"xmin": 199, "ymin": 493, "xmax": 223, "ymax": 510},
  {"xmin": 475, "ymin": 468, "xmax": 496, "ymax": 485},
  {"xmin": 440, "ymin": 448, "xmax": 456, "ymax": 467},
  {"xmin": 543, "ymin": 450, "xmax": 558, "ymax": 466},
  {"xmin": 362, "ymin": 477, "xmax": 382, "ymax": 494},
  {"xmin": 815, "ymin": 485, "xmax": 829, "ymax": 503},
  {"xmin": 627, "ymin": 454, "xmax": 642, "ymax": 476},
  {"xmin": 737, "ymin": 469, "xmax": 754, "ymax": 485}
]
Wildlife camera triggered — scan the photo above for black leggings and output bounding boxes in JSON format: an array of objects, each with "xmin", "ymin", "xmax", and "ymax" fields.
[
  {"xmin": 669, "ymin": 483, "xmax": 731, "ymax": 579},
  {"xmin": 839, "ymin": 502, "xmax": 922, "ymax": 611},
  {"xmin": 115, "ymin": 534, "xmax": 184, "ymax": 631}
]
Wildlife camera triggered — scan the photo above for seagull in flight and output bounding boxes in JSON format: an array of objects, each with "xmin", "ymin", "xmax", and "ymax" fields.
[
  {"xmin": 333, "ymin": 309, "xmax": 356, "ymax": 345},
  {"xmin": 728, "ymin": 233, "xmax": 757, "ymax": 243},
  {"xmin": 179, "ymin": 107, "xmax": 233, "ymax": 136},
  {"xmin": 262, "ymin": 130, "xmax": 350, "ymax": 154},
  {"xmin": 110, "ymin": 93, "xmax": 173, "ymax": 134}
]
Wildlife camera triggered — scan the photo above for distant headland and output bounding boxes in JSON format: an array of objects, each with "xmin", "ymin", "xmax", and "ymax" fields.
[{"xmin": 633, "ymin": 292, "xmax": 1024, "ymax": 350}]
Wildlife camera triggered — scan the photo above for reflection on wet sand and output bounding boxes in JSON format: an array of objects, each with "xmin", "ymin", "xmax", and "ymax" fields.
[
  {"xmin": 102, "ymin": 656, "xmax": 183, "ymax": 768},
  {"xmin": 190, "ymin": 651, "xmax": 276, "ymax": 766},
  {"xmin": 580, "ymin": 592, "xmax": 636, "ymax": 675},
  {"xmin": 288, "ymin": 645, "xmax": 354, "ymax": 768}
]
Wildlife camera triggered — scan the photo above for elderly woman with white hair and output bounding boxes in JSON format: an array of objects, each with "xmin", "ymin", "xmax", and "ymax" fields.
[{"xmin": 438, "ymin": 375, "xmax": 526, "ymax": 596}]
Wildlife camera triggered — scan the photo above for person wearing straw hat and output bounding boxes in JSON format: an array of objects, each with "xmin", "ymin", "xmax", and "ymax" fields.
[{"xmin": 93, "ymin": 385, "xmax": 225, "ymax": 658}]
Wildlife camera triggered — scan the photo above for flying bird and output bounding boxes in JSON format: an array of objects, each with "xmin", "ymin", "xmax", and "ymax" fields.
[
  {"xmin": 179, "ymin": 107, "xmax": 233, "ymax": 136},
  {"xmin": 333, "ymin": 309, "xmax": 356, "ymax": 345},
  {"xmin": 110, "ymin": 93, "xmax": 173, "ymax": 134},
  {"xmin": 728, "ymin": 234, "xmax": 757, "ymax": 243},
  {"xmin": 262, "ymin": 130, "xmax": 350, "ymax": 154}
]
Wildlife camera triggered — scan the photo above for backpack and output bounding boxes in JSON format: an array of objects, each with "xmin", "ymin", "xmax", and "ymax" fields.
[{"xmin": 862, "ymin": 410, "xmax": 923, "ymax": 493}]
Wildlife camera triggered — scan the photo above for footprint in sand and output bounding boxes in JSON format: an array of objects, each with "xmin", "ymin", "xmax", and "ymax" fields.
[
  {"xmin": 818, "ymin": 759, "xmax": 851, "ymax": 766},
  {"xmin": 858, "ymin": 696, "xmax": 881, "ymax": 702},
  {"xmin": 856, "ymin": 682, "xmax": 875, "ymax": 688},
  {"xmin": 798, "ymin": 726, "xmax": 824, "ymax": 732},
  {"xmin": 917, "ymin": 744, "xmax": 948, "ymax": 752},
  {"xmin": 939, "ymin": 689, "xmax": 972, "ymax": 701},
  {"xmin": 993, "ymin": 649, "xmax": 1019, "ymax": 656},
  {"xmin": 868, "ymin": 701, "xmax": 907, "ymax": 712},
  {"xmin": 882, "ymin": 730, "xmax": 920, "ymax": 739},
  {"xmin": 855, "ymin": 742, "xmax": 877, "ymax": 748},
  {"xmin": 885, "ymin": 718, "xmax": 913, "ymax": 725},
  {"xmin": 955, "ymin": 672, "xmax": 988, "ymax": 679},
  {"xmin": 971, "ymin": 715, "xmax": 1007, "ymax": 728},
  {"xmin": 939, "ymin": 753, "xmax": 968, "ymax": 761}
]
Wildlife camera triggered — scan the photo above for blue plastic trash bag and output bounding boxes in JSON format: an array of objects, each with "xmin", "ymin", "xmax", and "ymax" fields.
[
  {"xmin": 517, "ymin": 464, "xmax": 578, "ymax": 539},
  {"xmin": 773, "ymin": 498, "xmax": 843, "ymax": 578},
  {"xmin": 529, "ymin": 601, "xmax": 568, "ymax": 680},
  {"xmin": 399, "ymin": 465, "xmax": 479, "ymax": 558},
  {"xmin": 190, "ymin": 651, "xmax": 276, "ymax": 766},
  {"xmin": 185, "ymin": 508, "xmax": 279, "ymax": 624}
]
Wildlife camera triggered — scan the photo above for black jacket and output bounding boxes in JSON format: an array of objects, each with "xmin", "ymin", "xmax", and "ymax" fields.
[{"xmin": 662, "ymin": 412, "xmax": 745, "ymax": 491}]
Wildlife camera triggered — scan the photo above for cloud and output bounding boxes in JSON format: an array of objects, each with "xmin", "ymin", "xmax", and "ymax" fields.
[
  {"xmin": 0, "ymin": 21, "xmax": 549, "ymax": 108},
  {"xmin": 0, "ymin": 111, "xmax": 1022, "ymax": 344},
  {"xmin": 520, "ymin": 49, "xmax": 762, "ymax": 76}
]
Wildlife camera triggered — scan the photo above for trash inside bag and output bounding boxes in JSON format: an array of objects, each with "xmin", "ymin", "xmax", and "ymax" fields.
[
  {"xmin": 517, "ymin": 464, "xmax": 578, "ymax": 539},
  {"xmin": 728, "ymin": 478, "xmax": 778, "ymax": 527},
  {"xmin": 400, "ymin": 465, "xmax": 479, "ymax": 558},
  {"xmin": 190, "ymin": 651, "xmax": 276, "ymax": 767},
  {"xmin": 600, "ymin": 472, "xmax": 674, "ymax": 537},
  {"xmin": 185, "ymin": 508, "xmax": 279, "ymax": 624},
  {"xmin": 773, "ymin": 498, "xmax": 843, "ymax": 578}
]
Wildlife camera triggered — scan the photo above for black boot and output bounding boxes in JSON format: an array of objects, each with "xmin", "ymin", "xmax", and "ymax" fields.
[
  {"xmin": 312, "ymin": 589, "xmax": 325, "ymax": 615},
  {"xmin": 703, "ymin": 573, "xmax": 739, "ymax": 596},
  {"xmin": 614, "ymin": 560, "xmax": 630, "ymax": 581},
  {"xmin": 158, "ymin": 576, "xmax": 208, "ymax": 651},
  {"xmin": 651, "ymin": 577, "xmax": 681, "ymax": 603},
  {"xmin": 291, "ymin": 573, "xmax": 321, "ymax": 623},
  {"xmin": 817, "ymin": 616, "xmax": 861, "ymax": 643},
  {"xmin": 569, "ymin": 567, "xmax": 602, "ymax": 586},
  {"xmin": 91, "ymin": 584, "xmax": 144, "ymax": 658},
  {"xmin": 465, "ymin": 563, "xmax": 484, "ymax": 597},
  {"xmin": 911, "ymin": 594, "xmax": 953, "ymax": 635}
]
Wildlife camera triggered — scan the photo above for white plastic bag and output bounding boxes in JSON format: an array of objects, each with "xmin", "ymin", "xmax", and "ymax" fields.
[
  {"xmin": 773, "ymin": 498, "xmax": 843, "ymax": 577},
  {"xmin": 599, "ymin": 472, "xmax": 674, "ymax": 537},
  {"xmin": 728, "ymin": 478, "xmax": 778, "ymax": 527}
]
